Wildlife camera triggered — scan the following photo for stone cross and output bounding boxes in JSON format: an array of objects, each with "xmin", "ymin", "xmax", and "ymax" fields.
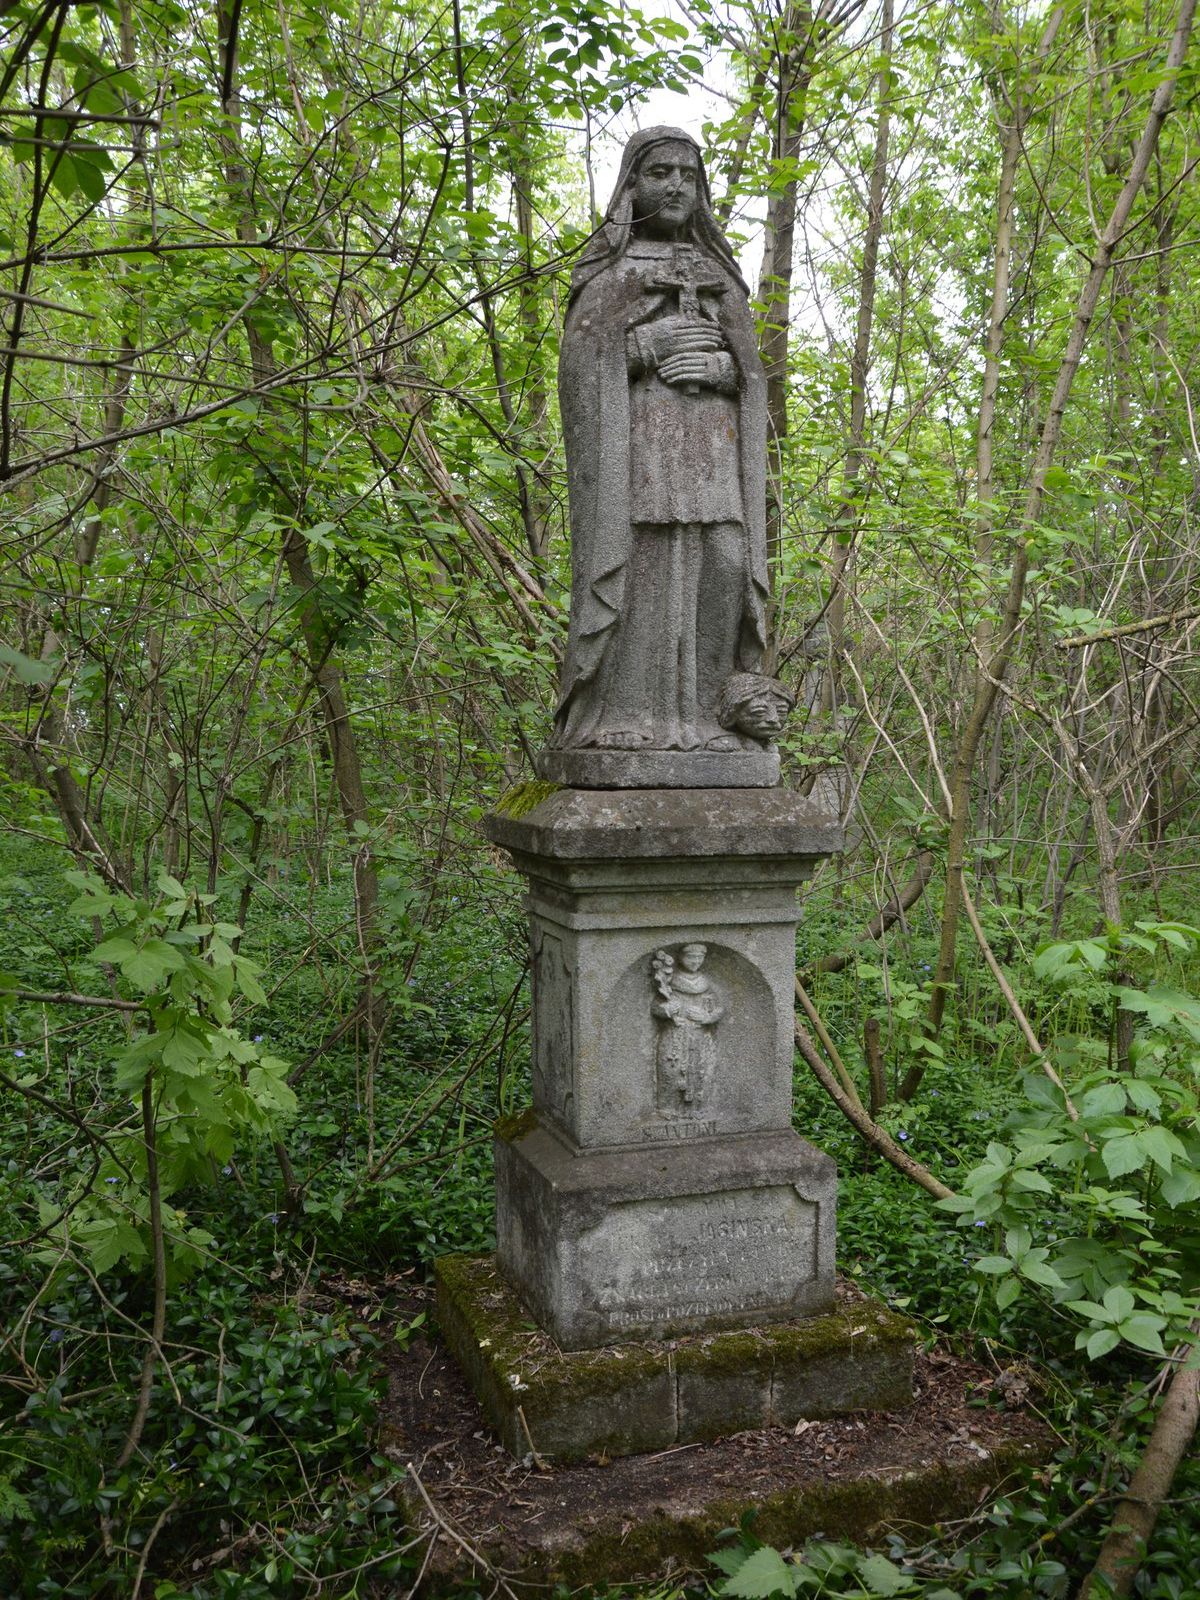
[{"xmin": 646, "ymin": 252, "xmax": 728, "ymax": 394}]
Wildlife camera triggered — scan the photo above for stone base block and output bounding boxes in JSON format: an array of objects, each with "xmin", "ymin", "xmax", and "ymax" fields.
[
  {"xmin": 435, "ymin": 1253, "xmax": 915, "ymax": 1463},
  {"xmin": 536, "ymin": 746, "xmax": 780, "ymax": 789},
  {"xmin": 495, "ymin": 1118, "xmax": 837, "ymax": 1349}
]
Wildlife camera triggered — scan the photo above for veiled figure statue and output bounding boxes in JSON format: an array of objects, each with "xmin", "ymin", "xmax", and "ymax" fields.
[{"xmin": 540, "ymin": 127, "xmax": 789, "ymax": 786}]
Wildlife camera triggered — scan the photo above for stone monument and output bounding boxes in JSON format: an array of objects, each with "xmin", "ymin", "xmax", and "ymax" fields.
[{"xmin": 437, "ymin": 128, "xmax": 915, "ymax": 1461}]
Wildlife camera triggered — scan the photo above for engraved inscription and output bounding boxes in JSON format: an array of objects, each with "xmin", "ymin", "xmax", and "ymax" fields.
[
  {"xmin": 641, "ymin": 1118, "xmax": 717, "ymax": 1141},
  {"xmin": 577, "ymin": 1186, "xmax": 817, "ymax": 1329},
  {"xmin": 651, "ymin": 942, "xmax": 723, "ymax": 1115}
]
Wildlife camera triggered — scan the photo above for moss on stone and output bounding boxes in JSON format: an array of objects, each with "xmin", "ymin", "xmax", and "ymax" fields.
[
  {"xmin": 493, "ymin": 1107, "xmax": 538, "ymax": 1145},
  {"xmin": 492, "ymin": 780, "xmax": 561, "ymax": 820},
  {"xmin": 406, "ymin": 1438, "xmax": 1046, "ymax": 1594},
  {"xmin": 436, "ymin": 1253, "xmax": 921, "ymax": 1467}
]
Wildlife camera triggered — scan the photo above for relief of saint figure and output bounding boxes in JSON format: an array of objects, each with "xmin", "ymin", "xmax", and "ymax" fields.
[
  {"xmin": 652, "ymin": 944, "xmax": 724, "ymax": 1114},
  {"xmin": 550, "ymin": 127, "xmax": 779, "ymax": 761}
]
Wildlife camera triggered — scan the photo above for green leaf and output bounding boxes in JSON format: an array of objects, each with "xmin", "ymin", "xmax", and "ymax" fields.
[
  {"xmin": 1020, "ymin": 1252, "xmax": 1066, "ymax": 1291},
  {"xmin": 995, "ymin": 1275, "xmax": 1022, "ymax": 1310},
  {"xmin": 0, "ymin": 644, "xmax": 55, "ymax": 684},
  {"xmin": 1004, "ymin": 1226, "xmax": 1032, "ymax": 1258},
  {"xmin": 234, "ymin": 960, "xmax": 267, "ymax": 1005},
  {"xmin": 1117, "ymin": 1314, "xmax": 1167, "ymax": 1355},
  {"xmin": 1084, "ymin": 1327, "xmax": 1120, "ymax": 1359},
  {"xmin": 1101, "ymin": 1135, "xmax": 1145, "ymax": 1180},
  {"xmin": 1160, "ymin": 1167, "xmax": 1200, "ymax": 1207},
  {"xmin": 1102, "ymin": 1284, "xmax": 1135, "ymax": 1321},
  {"xmin": 709, "ymin": 1548, "xmax": 748, "ymax": 1578},
  {"xmin": 1080, "ymin": 1082, "xmax": 1126, "ymax": 1118},
  {"xmin": 719, "ymin": 1545, "xmax": 799, "ymax": 1598},
  {"xmin": 858, "ymin": 1554, "xmax": 905, "ymax": 1595},
  {"xmin": 1139, "ymin": 1125, "xmax": 1186, "ymax": 1174},
  {"xmin": 1124, "ymin": 1080, "xmax": 1163, "ymax": 1115},
  {"xmin": 975, "ymin": 1256, "xmax": 1014, "ymax": 1275},
  {"xmin": 1066, "ymin": 1298, "xmax": 1112, "ymax": 1323}
]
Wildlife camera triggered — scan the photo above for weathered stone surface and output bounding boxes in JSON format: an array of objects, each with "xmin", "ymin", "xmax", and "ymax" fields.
[
  {"xmin": 495, "ymin": 1120, "xmax": 837, "ymax": 1349},
  {"xmin": 404, "ymin": 1441, "xmax": 1049, "ymax": 1597},
  {"xmin": 435, "ymin": 1253, "xmax": 915, "ymax": 1464},
  {"xmin": 484, "ymin": 786, "xmax": 842, "ymax": 1155},
  {"xmin": 487, "ymin": 780, "xmax": 844, "ymax": 861},
  {"xmin": 537, "ymin": 746, "xmax": 780, "ymax": 789},
  {"xmin": 435, "ymin": 1252, "xmax": 676, "ymax": 1459}
]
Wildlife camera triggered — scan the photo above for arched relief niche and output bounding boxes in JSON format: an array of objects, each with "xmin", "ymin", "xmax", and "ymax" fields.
[{"xmin": 601, "ymin": 938, "xmax": 775, "ymax": 1144}]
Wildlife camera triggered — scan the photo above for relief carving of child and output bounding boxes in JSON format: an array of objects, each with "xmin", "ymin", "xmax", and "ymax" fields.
[{"xmin": 651, "ymin": 943, "xmax": 724, "ymax": 1114}]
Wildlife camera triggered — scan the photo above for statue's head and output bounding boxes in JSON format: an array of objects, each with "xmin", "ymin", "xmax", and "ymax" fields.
[
  {"xmin": 679, "ymin": 942, "xmax": 708, "ymax": 972},
  {"xmin": 718, "ymin": 673, "xmax": 796, "ymax": 741},
  {"xmin": 572, "ymin": 126, "xmax": 744, "ymax": 291},
  {"xmin": 629, "ymin": 138, "xmax": 699, "ymax": 239}
]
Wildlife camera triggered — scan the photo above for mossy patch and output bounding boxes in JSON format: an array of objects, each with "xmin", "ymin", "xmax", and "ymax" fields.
[
  {"xmin": 435, "ymin": 1253, "xmax": 919, "ymax": 1464},
  {"xmin": 406, "ymin": 1436, "xmax": 1046, "ymax": 1596},
  {"xmin": 492, "ymin": 780, "xmax": 561, "ymax": 820},
  {"xmin": 493, "ymin": 1107, "xmax": 538, "ymax": 1145}
]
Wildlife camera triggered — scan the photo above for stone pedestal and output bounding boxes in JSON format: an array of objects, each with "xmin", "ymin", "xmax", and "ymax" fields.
[
  {"xmin": 482, "ymin": 784, "xmax": 844, "ymax": 1353},
  {"xmin": 436, "ymin": 1254, "xmax": 917, "ymax": 1463}
]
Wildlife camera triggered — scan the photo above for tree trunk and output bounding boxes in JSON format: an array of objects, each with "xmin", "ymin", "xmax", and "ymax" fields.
[
  {"xmin": 216, "ymin": 0, "xmax": 381, "ymax": 972},
  {"xmin": 1077, "ymin": 1340, "xmax": 1200, "ymax": 1599},
  {"xmin": 757, "ymin": 1, "xmax": 815, "ymax": 656},
  {"xmin": 911, "ymin": 0, "xmax": 1197, "ymax": 1079},
  {"xmin": 819, "ymin": 0, "xmax": 893, "ymax": 713}
]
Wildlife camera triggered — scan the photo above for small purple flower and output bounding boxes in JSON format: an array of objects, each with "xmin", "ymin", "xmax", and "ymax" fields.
[
  {"xmin": 974, "ymin": 1219, "xmax": 987, "ymax": 1228},
  {"xmin": 898, "ymin": 1131, "xmax": 909, "ymax": 1141},
  {"xmin": 12, "ymin": 1049, "xmax": 25, "ymax": 1058},
  {"xmin": 266, "ymin": 1213, "xmax": 280, "ymax": 1224},
  {"xmin": 254, "ymin": 1034, "xmax": 263, "ymax": 1043},
  {"xmin": 49, "ymin": 1330, "xmax": 63, "ymax": 1343},
  {"xmin": 222, "ymin": 1165, "xmax": 232, "ymax": 1176},
  {"xmin": 105, "ymin": 1177, "xmax": 118, "ymax": 1185}
]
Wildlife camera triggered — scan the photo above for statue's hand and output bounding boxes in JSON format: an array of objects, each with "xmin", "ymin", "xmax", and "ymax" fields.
[
  {"xmin": 659, "ymin": 351, "xmax": 726, "ymax": 388},
  {"xmin": 652, "ymin": 316, "xmax": 724, "ymax": 361}
]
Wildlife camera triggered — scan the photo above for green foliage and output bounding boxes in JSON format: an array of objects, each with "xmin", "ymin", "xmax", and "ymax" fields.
[
  {"xmin": 939, "ymin": 926, "xmax": 1200, "ymax": 1359},
  {"xmin": 709, "ymin": 1524, "xmax": 964, "ymax": 1598},
  {"xmin": 7, "ymin": 871, "xmax": 297, "ymax": 1279}
]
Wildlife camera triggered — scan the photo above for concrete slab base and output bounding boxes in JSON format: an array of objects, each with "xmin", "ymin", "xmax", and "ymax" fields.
[{"xmin": 435, "ymin": 1253, "xmax": 916, "ymax": 1463}]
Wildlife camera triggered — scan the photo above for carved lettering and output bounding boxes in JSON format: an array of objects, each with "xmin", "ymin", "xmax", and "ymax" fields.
[
  {"xmin": 641, "ymin": 1118, "xmax": 718, "ymax": 1141},
  {"xmin": 578, "ymin": 1186, "xmax": 819, "ymax": 1328}
]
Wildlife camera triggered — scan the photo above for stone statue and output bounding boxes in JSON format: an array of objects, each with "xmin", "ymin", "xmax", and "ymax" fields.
[
  {"xmin": 543, "ymin": 126, "xmax": 785, "ymax": 784},
  {"xmin": 652, "ymin": 943, "xmax": 724, "ymax": 1113}
]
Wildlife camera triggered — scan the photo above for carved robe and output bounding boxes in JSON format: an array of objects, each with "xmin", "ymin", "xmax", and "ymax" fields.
[
  {"xmin": 553, "ymin": 228, "xmax": 769, "ymax": 751},
  {"xmin": 653, "ymin": 970, "xmax": 724, "ymax": 1112}
]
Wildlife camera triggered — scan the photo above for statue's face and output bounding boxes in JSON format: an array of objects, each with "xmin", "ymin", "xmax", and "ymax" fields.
[
  {"xmin": 630, "ymin": 141, "xmax": 698, "ymax": 238},
  {"xmin": 732, "ymin": 691, "xmax": 790, "ymax": 739},
  {"xmin": 680, "ymin": 943, "xmax": 707, "ymax": 972}
]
